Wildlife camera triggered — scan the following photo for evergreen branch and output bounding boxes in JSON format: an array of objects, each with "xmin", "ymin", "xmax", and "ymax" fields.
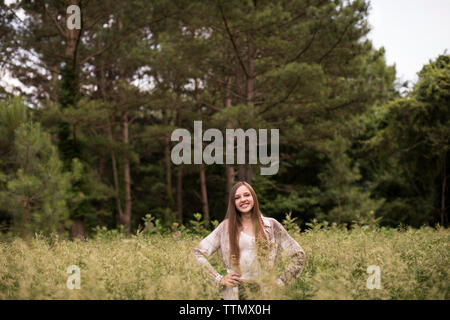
[
  {"xmin": 80, "ymin": 10, "xmax": 179, "ymax": 66},
  {"xmin": 289, "ymin": 28, "xmax": 318, "ymax": 63},
  {"xmin": 217, "ymin": 0, "xmax": 250, "ymax": 79},
  {"xmin": 318, "ymin": 19, "xmax": 354, "ymax": 65},
  {"xmin": 40, "ymin": 0, "xmax": 67, "ymax": 39}
]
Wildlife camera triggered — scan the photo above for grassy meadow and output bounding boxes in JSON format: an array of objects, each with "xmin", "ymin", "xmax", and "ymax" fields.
[{"xmin": 0, "ymin": 225, "xmax": 449, "ymax": 300}]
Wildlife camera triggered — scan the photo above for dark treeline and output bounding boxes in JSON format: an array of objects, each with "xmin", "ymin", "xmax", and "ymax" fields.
[{"xmin": 0, "ymin": 0, "xmax": 448, "ymax": 238}]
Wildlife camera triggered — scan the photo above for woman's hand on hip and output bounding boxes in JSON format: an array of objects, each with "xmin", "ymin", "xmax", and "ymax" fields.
[{"xmin": 220, "ymin": 272, "xmax": 241, "ymax": 287}]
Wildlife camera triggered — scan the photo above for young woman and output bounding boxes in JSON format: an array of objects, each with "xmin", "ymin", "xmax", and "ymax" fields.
[{"xmin": 192, "ymin": 181, "xmax": 306, "ymax": 300}]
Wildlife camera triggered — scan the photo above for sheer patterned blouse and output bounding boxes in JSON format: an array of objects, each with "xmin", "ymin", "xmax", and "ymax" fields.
[
  {"xmin": 238, "ymin": 230, "xmax": 259, "ymax": 281},
  {"xmin": 192, "ymin": 216, "xmax": 306, "ymax": 300}
]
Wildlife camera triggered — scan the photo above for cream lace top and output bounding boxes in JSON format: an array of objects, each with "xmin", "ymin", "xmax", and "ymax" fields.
[{"xmin": 238, "ymin": 231, "xmax": 259, "ymax": 280}]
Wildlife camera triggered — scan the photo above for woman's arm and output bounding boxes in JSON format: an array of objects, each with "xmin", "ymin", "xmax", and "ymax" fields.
[
  {"xmin": 192, "ymin": 221, "xmax": 225, "ymax": 287},
  {"xmin": 272, "ymin": 219, "xmax": 306, "ymax": 286}
]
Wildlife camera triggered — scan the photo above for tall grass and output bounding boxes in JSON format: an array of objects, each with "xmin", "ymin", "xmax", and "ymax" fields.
[{"xmin": 0, "ymin": 225, "xmax": 448, "ymax": 299}]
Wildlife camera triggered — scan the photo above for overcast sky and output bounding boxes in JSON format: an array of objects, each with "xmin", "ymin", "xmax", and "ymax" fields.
[{"xmin": 367, "ymin": 0, "xmax": 450, "ymax": 84}]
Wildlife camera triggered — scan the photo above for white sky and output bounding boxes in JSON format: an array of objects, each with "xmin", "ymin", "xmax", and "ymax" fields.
[{"xmin": 367, "ymin": 0, "xmax": 450, "ymax": 84}]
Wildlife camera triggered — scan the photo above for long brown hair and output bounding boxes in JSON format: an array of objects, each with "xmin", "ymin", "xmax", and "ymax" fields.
[{"xmin": 225, "ymin": 181, "xmax": 269, "ymax": 273}]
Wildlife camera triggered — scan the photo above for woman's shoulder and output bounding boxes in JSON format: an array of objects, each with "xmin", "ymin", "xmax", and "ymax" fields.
[
  {"xmin": 261, "ymin": 216, "xmax": 284, "ymax": 231},
  {"xmin": 261, "ymin": 215, "xmax": 278, "ymax": 226},
  {"xmin": 215, "ymin": 219, "xmax": 228, "ymax": 232}
]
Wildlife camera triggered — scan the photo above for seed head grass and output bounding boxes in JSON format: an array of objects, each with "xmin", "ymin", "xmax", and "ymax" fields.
[{"xmin": 0, "ymin": 226, "xmax": 448, "ymax": 299}]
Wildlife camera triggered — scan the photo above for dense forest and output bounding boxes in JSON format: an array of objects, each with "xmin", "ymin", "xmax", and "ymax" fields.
[{"xmin": 0, "ymin": 0, "xmax": 448, "ymax": 239}]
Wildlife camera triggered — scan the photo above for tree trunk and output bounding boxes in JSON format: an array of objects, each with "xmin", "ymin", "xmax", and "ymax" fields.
[
  {"xmin": 200, "ymin": 163, "xmax": 210, "ymax": 225},
  {"xmin": 176, "ymin": 165, "xmax": 183, "ymax": 223},
  {"xmin": 223, "ymin": 74, "xmax": 235, "ymax": 202},
  {"xmin": 246, "ymin": 32, "xmax": 255, "ymax": 116},
  {"xmin": 65, "ymin": 28, "xmax": 78, "ymax": 62},
  {"xmin": 63, "ymin": 0, "xmax": 82, "ymax": 92},
  {"xmin": 238, "ymin": 164, "xmax": 246, "ymax": 181},
  {"xmin": 337, "ymin": 197, "xmax": 342, "ymax": 225},
  {"xmin": 64, "ymin": 0, "xmax": 81, "ymax": 63},
  {"xmin": 194, "ymin": 79, "xmax": 210, "ymax": 225},
  {"xmin": 121, "ymin": 112, "xmax": 132, "ymax": 233},
  {"xmin": 441, "ymin": 154, "xmax": 447, "ymax": 226},
  {"xmin": 71, "ymin": 217, "xmax": 86, "ymax": 241},
  {"xmin": 163, "ymin": 108, "xmax": 174, "ymax": 207},
  {"xmin": 245, "ymin": 32, "xmax": 256, "ymax": 183},
  {"xmin": 108, "ymin": 119, "xmax": 123, "ymax": 226},
  {"xmin": 233, "ymin": 31, "xmax": 248, "ymax": 182},
  {"xmin": 234, "ymin": 31, "xmax": 245, "ymax": 103},
  {"xmin": 176, "ymin": 109, "xmax": 183, "ymax": 222},
  {"xmin": 97, "ymin": 154, "xmax": 106, "ymax": 226},
  {"xmin": 22, "ymin": 195, "xmax": 29, "ymax": 226},
  {"xmin": 50, "ymin": 64, "xmax": 59, "ymax": 104},
  {"xmin": 225, "ymin": 165, "xmax": 235, "ymax": 203}
]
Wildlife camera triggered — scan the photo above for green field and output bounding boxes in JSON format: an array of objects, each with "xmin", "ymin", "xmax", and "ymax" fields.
[{"xmin": 1, "ymin": 225, "xmax": 449, "ymax": 300}]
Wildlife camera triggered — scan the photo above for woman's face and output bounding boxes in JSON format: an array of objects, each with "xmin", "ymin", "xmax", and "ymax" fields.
[{"xmin": 234, "ymin": 185, "xmax": 255, "ymax": 214}]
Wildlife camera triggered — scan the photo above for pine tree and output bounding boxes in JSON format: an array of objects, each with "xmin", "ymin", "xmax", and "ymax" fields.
[
  {"xmin": 0, "ymin": 122, "xmax": 71, "ymax": 236},
  {"xmin": 318, "ymin": 135, "xmax": 383, "ymax": 225}
]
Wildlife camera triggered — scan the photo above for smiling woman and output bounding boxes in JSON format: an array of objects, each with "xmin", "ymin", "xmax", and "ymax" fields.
[{"xmin": 192, "ymin": 181, "xmax": 306, "ymax": 300}]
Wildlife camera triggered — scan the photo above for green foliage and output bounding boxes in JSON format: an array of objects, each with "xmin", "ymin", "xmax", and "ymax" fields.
[
  {"xmin": 282, "ymin": 212, "xmax": 301, "ymax": 234},
  {"xmin": 252, "ymin": 175, "xmax": 322, "ymax": 225},
  {"xmin": 103, "ymin": 212, "xmax": 217, "ymax": 239},
  {"xmin": 140, "ymin": 213, "xmax": 166, "ymax": 235},
  {"xmin": 0, "ymin": 96, "xmax": 29, "ymax": 140},
  {"xmin": 66, "ymin": 158, "xmax": 111, "ymax": 224},
  {"xmin": 92, "ymin": 225, "xmax": 125, "ymax": 240},
  {"xmin": 357, "ymin": 210, "xmax": 383, "ymax": 229},
  {"xmin": 318, "ymin": 135, "xmax": 384, "ymax": 225},
  {"xmin": 0, "ymin": 122, "xmax": 71, "ymax": 236},
  {"xmin": 367, "ymin": 54, "xmax": 450, "ymax": 227},
  {"xmin": 305, "ymin": 219, "xmax": 333, "ymax": 232},
  {"xmin": 188, "ymin": 213, "xmax": 217, "ymax": 237}
]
